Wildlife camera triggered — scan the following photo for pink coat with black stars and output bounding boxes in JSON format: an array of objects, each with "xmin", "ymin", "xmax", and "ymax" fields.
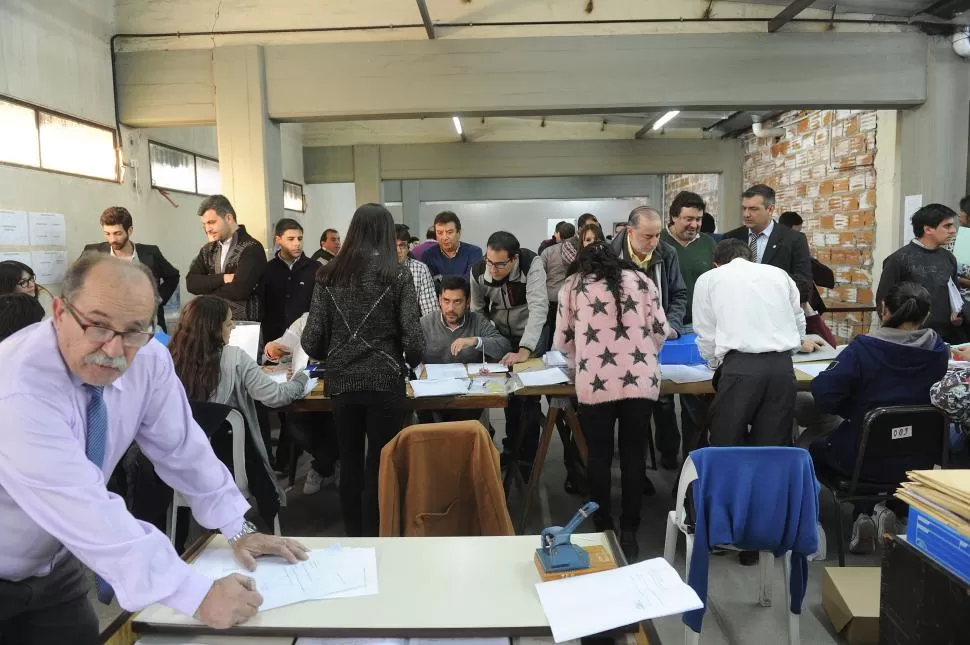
[{"xmin": 554, "ymin": 269, "xmax": 669, "ymax": 405}]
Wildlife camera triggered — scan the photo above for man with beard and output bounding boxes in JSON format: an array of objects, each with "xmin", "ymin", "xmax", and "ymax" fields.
[
  {"xmin": 0, "ymin": 254, "xmax": 309, "ymax": 643},
  {"xmin": 83, "ymin": 207, "xmax": 179, "ymax": 332}
]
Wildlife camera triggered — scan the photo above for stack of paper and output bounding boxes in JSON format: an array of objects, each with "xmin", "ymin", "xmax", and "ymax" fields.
[
  {"xmin": 794, "ymin": 362, "xmax": 832, "ymax": 378},
  {"xmin": 535, "ymin": 558, "xmax": 702, "ymax": 642},
  {"xmin": 896, "ymin": 470, "xmax": 970, "ymax": 583},
  {"xmin": 410, "ymin": 378, "xmax": 472, "ymax": 398},
  {"xmin": 518, "ymin": 368, "xmax": 569, "ymax": 387},
  {"xmin": 792, "ymin": 335, "xmax": 841, "ymax": 363},
  {"xmin": 467, "ymin": 363, "xmax": 509, "ymax": 375},
  {"xmin": 425, "ymin": 363, "xmax": 470, "ymax": 380},
  {"xmin": 543, "ymin": 351, "xmax": 568, "ymax": 367},
  {"xmin": 660, "ymin": 364, "xmax": 714, "ymax": 384},
  {"xmin": 189, "ymin": 546, "xmax": 378, "ymax": 612}
]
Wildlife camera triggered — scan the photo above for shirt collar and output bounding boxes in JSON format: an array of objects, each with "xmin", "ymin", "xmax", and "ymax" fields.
[
  {"xmin": 627, "ymin": 232, "xmax": 652, "ymax": 267},
  {"xmin": 109, "ymin": 243, "xmax": 138, "ymax": 263},
  {"xmin": 749, "ymin": 219, "xmax": 775, "ymax": 240},
  {"xmin": 666, "ymin": 226, "xmax": 698, "ymax": 247},
  {"xmin": 439, "ymin": 311, "xmax": 466, "ymax": 330}
]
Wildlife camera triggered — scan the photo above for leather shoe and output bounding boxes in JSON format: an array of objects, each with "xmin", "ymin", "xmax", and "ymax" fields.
[{"xmin": 620, "ymin": 530, "xmax": 640, "ymax": 562}]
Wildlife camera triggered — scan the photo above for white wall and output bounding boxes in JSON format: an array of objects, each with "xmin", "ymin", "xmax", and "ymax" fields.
[
  {"xmin": 302, "ymin": 183, "xmax": 358, "ymax": 248},
  {"xmin": 414, "ymin": 199, "xmax": 649, "ymax": 252}
]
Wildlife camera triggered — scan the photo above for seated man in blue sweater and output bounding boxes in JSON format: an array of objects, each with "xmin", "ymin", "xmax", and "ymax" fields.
[
  {"xmin": 810, "ymin": 281, "xmax": 948, "ymax": 554},
  {"xmin": 422, "ymin": 211, "xmax": 483, "ymax": 284}
]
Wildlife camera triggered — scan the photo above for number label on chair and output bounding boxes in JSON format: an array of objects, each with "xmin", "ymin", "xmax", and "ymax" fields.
[{"xmin": 891, "ymin": 425, "xmax": 913, "ymax": 440}]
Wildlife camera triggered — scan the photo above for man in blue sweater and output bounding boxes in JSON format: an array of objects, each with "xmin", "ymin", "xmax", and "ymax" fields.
[{"xmin": 422, "ymin": 211, "xmax": 483, "ymax": 283}]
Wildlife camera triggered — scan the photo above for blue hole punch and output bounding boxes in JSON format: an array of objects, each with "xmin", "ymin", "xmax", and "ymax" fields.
[{"xmin": 536, "ymin": 502, "xmax": 599, "ymax": 573}]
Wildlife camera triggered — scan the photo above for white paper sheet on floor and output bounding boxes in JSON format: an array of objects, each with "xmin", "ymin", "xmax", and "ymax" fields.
[{"xmin": 535, "ymin": 558, "xmax": 703, "ymax": 643}]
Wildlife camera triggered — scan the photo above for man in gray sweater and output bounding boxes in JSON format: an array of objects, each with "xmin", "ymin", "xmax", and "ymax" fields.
[{"xmin": 420, "ymin": 275, "xmax": 512, "ymax": 424}]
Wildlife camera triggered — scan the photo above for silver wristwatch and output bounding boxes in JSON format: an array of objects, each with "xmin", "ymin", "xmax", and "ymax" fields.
[{"xmin": 227, "ymin": 520, "xmax": 258, "ymax": 546}]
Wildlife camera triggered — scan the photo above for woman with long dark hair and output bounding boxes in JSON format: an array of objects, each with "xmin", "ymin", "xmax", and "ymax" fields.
[
  {"xmin": 554, "ymin": 242, "xmax": 669, "ymax": 561},
  {"xmin": 302, "ymin": 203, "xmax": 424, "ymax": 536},
  {"xmin": 810, "ymin": 281, "xmax": 948, "ymax": 553},
  {"xmin": 169, "ymin": 295, "xmax": 309, "ymax": 525},
  {"xmin": 0, "ymin": 261, "xmax": 38, "ymax": 297}
]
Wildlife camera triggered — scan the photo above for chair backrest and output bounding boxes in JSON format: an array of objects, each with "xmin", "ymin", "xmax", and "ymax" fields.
[
  {"xmin": 188, "ymin": 400, "xmax": 248, "ymax": 495},
  {"xmin": 853, "ymin": 405, "xmax": 948, "ymax": 484}
]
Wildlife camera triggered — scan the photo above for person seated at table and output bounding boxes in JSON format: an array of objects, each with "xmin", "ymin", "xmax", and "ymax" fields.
[
  {"xmin": 0, "ymin": 260, "xmax": 38, "ymax": 297},
  {"xmin": 302, "ymin": 203, "xmax": 424, "ymax": 537},
  {"xmin": 169, "ymin": 295, "xmax": 309, "ymax": 526},
  {"xmin": 263, "ymin": 313, "xmax": 341, "ymax": 496},
  {"xmin": 470, "ymin": 231, "xmax": 548, "ymax": 473},
  {"xmin": 810, "ymin": 281, "xmax": 948, "ymax": 554},
  {"xmin": 0, "ymin": 292, "xmax": 45, "ymax": 342},
  {"xmin": 555, "ymin": 241, "xmax": 669, "ymax": 562},
  {"xmin": 419, "ymin": 275, "xmax": 512, "ymax": 425},
  {"xmin": 794, "ymin": 275, "xmax": 838, "ymax": 348},
  {"xmin": 930, "ymin": 344, "xmax": 970, "ymax": 466}
]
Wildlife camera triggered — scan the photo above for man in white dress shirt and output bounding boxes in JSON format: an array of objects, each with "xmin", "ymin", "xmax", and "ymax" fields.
[{"xmin": 692, "ymin": 239, "xmax": 816, "ymax": 447}]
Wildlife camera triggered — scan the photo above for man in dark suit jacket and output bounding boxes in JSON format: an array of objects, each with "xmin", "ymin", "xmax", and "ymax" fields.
[
  {"xmin": 83, "ymin": 207, "xmax": 180, "ymax": 331},
  {"xmin": 724, "ymin": 184, "xmax": 813, "ymax": 288}
]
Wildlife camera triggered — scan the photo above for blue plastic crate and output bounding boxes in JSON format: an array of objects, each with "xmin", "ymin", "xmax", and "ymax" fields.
[
  {"xmin": 659, "ymin": 333, "xmax": 704, "ymax": 366},
  {"xmin": 906, "ymin": 505, "xmax": 970, "ymax": 585}
]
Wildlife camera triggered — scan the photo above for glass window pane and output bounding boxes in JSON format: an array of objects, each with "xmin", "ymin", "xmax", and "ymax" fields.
[
  {"xmin": 283, "ymin": 181, "xmax": 305, "ymax": 212},
  {"xmin": 0, "ymin": 100, "xmax": 40, "ymax": 167},
  {"xmin": 149, "ymin": 142, "xmax": 196, "ymax": 192},
  {"xmin": 195, "ymin": 156, "xmax": 220, "ymax": 195},
  {"xmin": 38, "ymin": 113, "xmax": 117, "ymax": 180}
]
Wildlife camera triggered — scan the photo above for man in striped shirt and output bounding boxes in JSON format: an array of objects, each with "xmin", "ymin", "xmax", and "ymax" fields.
[{"xmin": 395, "ymin": 224, "xmax": 439, "ymax": 317}]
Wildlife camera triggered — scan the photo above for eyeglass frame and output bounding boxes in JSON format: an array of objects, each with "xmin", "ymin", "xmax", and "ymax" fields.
[
  {"xmin": 61, "ymin": 297, "xmax": 155, "ymax": 348},
  {"xmin": 486, "ymin": 256, "xmax": 516, "ymax": 270},
  {"xmin": 17, "ymin": 275, "xmax": 35, "ymax": 288}
]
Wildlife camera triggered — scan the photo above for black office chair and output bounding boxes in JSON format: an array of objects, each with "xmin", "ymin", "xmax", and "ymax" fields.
[{"xmin": 815, "ymin": 405, "xmax": 948, "ymax": 566}]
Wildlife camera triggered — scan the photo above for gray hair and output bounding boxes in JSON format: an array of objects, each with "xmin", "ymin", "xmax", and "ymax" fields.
[
  {"xmin": 627, "ymin": 206, "xmax": 663, "ymax": 227},
  {"xmin": 62, "ymin": 252, "xmax": 160, "ymax": 308}
]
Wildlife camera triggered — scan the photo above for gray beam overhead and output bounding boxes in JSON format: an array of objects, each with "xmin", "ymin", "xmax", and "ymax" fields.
[
  {"xmin": 769, "ymin": 0, "xmax": 818, "ymax": 32},
  {"xmin": 415, "ymin": 0, "xmax": 435, "ymax": 40}
]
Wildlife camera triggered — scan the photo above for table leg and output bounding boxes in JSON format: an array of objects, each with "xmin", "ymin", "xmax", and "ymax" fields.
[
  {"xmin": 516, "ymin": 404, "xmax": 560, "ymax": 533},
  {"xmin": 563, "ymin": 401, "xmax": 588, "ymax": 466}
]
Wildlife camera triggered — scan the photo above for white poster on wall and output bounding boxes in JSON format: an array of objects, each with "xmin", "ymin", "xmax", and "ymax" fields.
[
  {"xmin": 0, "ymin": 211, "xmax": 30, "ymax": 246},
  {"xmin": 28, "ymin": 212, "xmax": 66, "ymax": 246},
  {"xmin": 0, "ymin": 251, "xmax": 33, "ymax": 266},
  {"xmin": 903, "ymin": 194, "xmax": 923, "ymax": 245},
  {"xmin": 30, "ymin": 250, "xmax": 68, "ymax": 284}
]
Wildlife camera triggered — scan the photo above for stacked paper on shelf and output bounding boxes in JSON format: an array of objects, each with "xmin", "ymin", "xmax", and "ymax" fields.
[{"xmin": 896, "ymin": 469, "xmax": 970, "ymax": 584}]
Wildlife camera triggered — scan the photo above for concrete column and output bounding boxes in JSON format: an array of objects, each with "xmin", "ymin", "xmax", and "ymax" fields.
[
  {"xmin": 401, "ymin": 180, "xmax": 421, "ymax": 230},
  {"xmin": 213, "ymin": 45, "xmax": 282, "ymax": 248},
  {"xmin": 719, "ymin": 150, "xmax": 745, "ymax": 230},
  {"xmin": 353, "ymin": 145, "xmax": 382, "ymax": 206},
  {"xmin": 899, "ymin": 38, "xmax": 970, "ymax": 230}
]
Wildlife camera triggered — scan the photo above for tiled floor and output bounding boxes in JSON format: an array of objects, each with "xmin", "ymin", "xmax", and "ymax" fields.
[{"xmin": 94, "ymin": 409, "xmax": 882, "ymax": 644}]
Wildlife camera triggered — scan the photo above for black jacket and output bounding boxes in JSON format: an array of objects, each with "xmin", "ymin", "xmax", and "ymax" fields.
[
  {"xmin": 610, "ymin": 231, "xmax": 688, "ymax": 333},
  {"xmin": 186, "ymin": 225, "xmax": 267, "ymax": 322},
  {"xmin": 81, "ymin": 242, "xmax": 179, "ymax": 331},
  {"xmin": 724, "ymin": 222, "xmax": 819, "ymax": 310},
  {"xmin": 260, "ymin": 252, "xmax": 319, "ymax": 343}
]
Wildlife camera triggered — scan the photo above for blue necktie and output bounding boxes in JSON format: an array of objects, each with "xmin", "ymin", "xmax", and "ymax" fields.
[{"xmin": 84, "ymin": 384, "xmax": 115, "ymax": 604}]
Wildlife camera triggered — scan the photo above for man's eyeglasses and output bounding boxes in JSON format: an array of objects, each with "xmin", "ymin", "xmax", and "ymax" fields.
[
  {"xmin": 62, "ymin": 298, "xmax": 155, "ymax": 348},
  {"xmin": 486, "ymin": 258, "xmax": 512, "ymax": 270}
]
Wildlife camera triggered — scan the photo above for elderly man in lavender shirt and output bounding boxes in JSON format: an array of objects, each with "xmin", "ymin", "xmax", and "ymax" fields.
[{"xmin": 0, "ymin": 254, "xmax": 308, "ymax": 644}]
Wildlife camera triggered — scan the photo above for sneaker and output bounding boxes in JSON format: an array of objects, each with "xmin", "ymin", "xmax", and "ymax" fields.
[
  {"xmin": 849, "ymin": 514, "xmax": 876, "ymax": 554},
  {"xmin": 874, "ymin": 502, "xmax": 898, "ymax": 539},
  {"xmin": 303, "ymin": 469, "xmax": 325, "ymax": 495}
]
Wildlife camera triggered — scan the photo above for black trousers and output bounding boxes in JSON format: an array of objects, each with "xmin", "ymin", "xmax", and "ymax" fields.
[
  {"xmin": 331, "ymin": 390, "xmax": 405, "ymax": 537},
  {"xmin": 581, "ymin": 398, "xmax": 654, "ymax": 531},
  {"xmin": 709, "ymin": 351, "xmax": 795, "ymax": 447},
  {"xmin": 286, "ymin": 411, "xmax": 340, "ymax": 477},
  {"xmin": 502, "ymin": 396, "xmax": 542, "ymax": 464},
  {"xmin": 652, "ymin": 394, "xmax": 681, "ymax": 459},
  {"xmin": 417, "ymin": 408, "xmax": 485, "ymax": 424},
  {"xmin": 0, "ymin": 556, "xmax": 98, "ymax": 645}
]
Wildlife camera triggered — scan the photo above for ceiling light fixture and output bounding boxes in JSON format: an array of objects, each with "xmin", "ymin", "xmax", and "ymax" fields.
[
  {"xmin": 452, "ymin": 116, "xmax": 463, "ymax": 136},
  {"xmin": 652, "ymin": 110, "xmax": 681, "ymax": 131}
]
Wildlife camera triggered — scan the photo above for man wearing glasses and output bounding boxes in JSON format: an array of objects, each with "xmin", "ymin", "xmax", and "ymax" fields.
[
  {"xmin": 470, "ymin": 231, "xmax": 548, "ymax": 472},
  {"xmin": 0, "ymin": 254, "xmax": 307, "ymax": 644}
]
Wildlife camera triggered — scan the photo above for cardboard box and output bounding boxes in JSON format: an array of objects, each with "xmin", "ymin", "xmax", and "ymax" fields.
[{"xmin": 821, "ymin": 567, "xmax": 880, "ymax": 645}]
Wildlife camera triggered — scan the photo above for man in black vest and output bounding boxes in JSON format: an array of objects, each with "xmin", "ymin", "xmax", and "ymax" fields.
[
  {"xmin": 186, "ymin": 195, "xmax": 267, "ymax": 322},
  {"xmin": 82, "ymin": 207, "xmax": 179, "ymax": 331},
  {"xmin": 261, "ymin": 218, "xmax": 318, "ymax": 344}
]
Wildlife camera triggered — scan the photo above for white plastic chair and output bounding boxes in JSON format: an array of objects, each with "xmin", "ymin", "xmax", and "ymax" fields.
[
  {"xmin": 663, "ymin": 455, "xmax": 800, "ymax": 645},
  {"xmin": 168, "ymin": 409, "xmax": 281, "ymax": 542}
]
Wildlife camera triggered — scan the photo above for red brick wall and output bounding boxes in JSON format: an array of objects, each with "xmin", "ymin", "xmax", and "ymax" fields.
[
  {"xmin": 664, "ymin": 173, "xmax": 720, "ymax": 226},
  {"xmin": 741, "ymin": 110, "xmax": 878, "ymax": 340}
]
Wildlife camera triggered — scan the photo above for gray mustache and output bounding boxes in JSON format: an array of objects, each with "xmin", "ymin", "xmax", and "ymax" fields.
[{"xmin": 82, "ymin": 352, "xmax": 129, "ymax": 371}]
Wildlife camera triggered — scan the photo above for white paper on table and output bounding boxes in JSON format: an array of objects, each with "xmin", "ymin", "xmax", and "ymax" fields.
[
  {"xmin": 543, "ymin": 350, "xmax": 568, "ymax": 367},
  {"xmin": 466, "ymin": 375, "xmax": 510, "ymax": 395},
  {"xmin": 28, "ymin": 212, "xmax": 66, "ymax": 246},
  {"xmin": 410, "ymin": 378, "xmax": 471, "ymax": 397},
  {"xmin": 794, "ymin": 362, "xmax": 833, "ymax": 377},
  {"xmin": 317, "ymin": 546, "xmax": 379, "ymax": 599},
  {"xmin": 412, "ymin": 639, "xmax": 510, "ymax": 645},
  {"xmin": 535, "ymin": 558, "xmax": 703, "ymax": 643},
  {"xmin": 298, "ymin": 640, "xmax": 407, "ymax": 645},
  {"xmin": 792, "ymin": 335, "xmax": 839, "ymax": 363},
  {"xmin": 301, "ymin": 377, "xmax": 319, "ymax": 398},
  {"xmin": 517, "ymin": 368, "xmax": 568, "ymax": 387},
  {"xmin": 425, "ymin": 363, "xmax": 470, "ymax": 380},
  {"xmin": 0, "ymin": 210, "xmax": 29, "ymax": 246},
  {"xmin": 228, "ymin": 323, "xmax": 261, "ymax": 363},
  {"xmin": 467, "ymin": 362, "xmax": 510, "ymax": 375},
  {"xmin": 29, "ymin": 250, "xmax": 68, "ymax": 284},
  {"xmin": 189, "ymin": 548, "xmax": 368, "ymax": 611},
  {"xmin": 660, "ymin": 364, "xmax": 715, "ymax": 384}
]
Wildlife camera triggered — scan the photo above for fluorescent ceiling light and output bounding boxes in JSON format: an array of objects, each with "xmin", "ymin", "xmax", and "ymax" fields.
[
  {"xmin": 452, "ymin": 116, "xmax": 463, "ymax": 136},
  {"xmin": 652, "ymin": 110, "xmax": 681, "ymax": 131}
]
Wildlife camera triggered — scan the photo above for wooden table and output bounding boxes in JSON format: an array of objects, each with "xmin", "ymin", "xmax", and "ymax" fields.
[
  {"xmin": 290, "ymin": 380, "xmax": 508, "ymax": 412},
  {"xmin": 127, "ymin": 533, "xmax": 662, "ymax": 643}
]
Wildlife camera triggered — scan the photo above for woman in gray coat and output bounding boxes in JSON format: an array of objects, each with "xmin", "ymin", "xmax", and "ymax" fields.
[{"xmin": 169, "ymin": 295, "xmax": 309, "ymax": 525}]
